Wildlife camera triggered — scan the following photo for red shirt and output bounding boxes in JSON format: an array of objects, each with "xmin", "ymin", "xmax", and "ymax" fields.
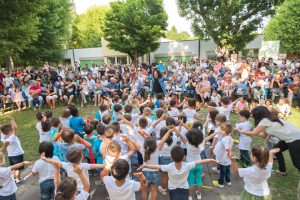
[{"xmin": 30, "ymin": 85, "xmax": 42, "ymax": 96}]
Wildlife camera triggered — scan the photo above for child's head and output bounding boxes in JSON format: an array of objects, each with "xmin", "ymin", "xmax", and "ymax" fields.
[
  {"xmin": 166, "ymin": 117, "xmax": 176, "ymax": 127},
  {"xmin": 279, "ymin": 98, "xmax": 288, "ymax": 105},
  {"xmin": 124, "ymin": 105, "xmax": 133, "ymax": 113},
  {"xmin": 138, "ymin": 117, "xmax": 148, "ymax": 129},
  {"xmin": 251, "ymin": 99, "xmax": 259, "ymax": 106},
  {"xmin": 0, "ymin": 124, "xmax": 13, "ymax": 135},
  {"xmin": 112, "ymin": 121, "xmax": 121, "ymax": 133},
  {"xmin": 99, "ymin": 104, "xmax": 108, "ymax": 112},
  {"xmin": 239, "ymin": 110, "xmax": 251, "ymax": 121},
  {"xmin": 66, "ymin": 147, "xmax": 83, "ymax": 164},
  {"xmin": 113, "ymin": 95, "xmax": 120, "ymax": 103},
  {"xmin": 156, "ymin": 93, "xmax": 163, "ymax": 100},
  {"xmin": 178, "ymin": 114, "xmax": 187, "ymax": 124},
  {"xmin": 212, "ymin": 90, "xmax": 217, "ymax": 96},
  {"xmin": 220, "ymin": 122, "xmax": 232, "ymax": 135},
  {"xmin": 89, "ymin": 119, "xmax": 98, "ymax": 130},
  {"xmin": 36, "ymin": 112, "xmax": 44, "ymax": 121},
  {"xmin": 45, "ymin": 111, "xmax": 53, "ymax": 119},
  {"xmin": 55, "ymin": 178, "xmax": 77, "ymax": 200},
  {"xmin": 111, "ymin": 159, "xmax": 129, "ymax": 181},
  {"xmin": 131, "ymin": 99, "xmax": 139, "ymax": 107},
  {"xmin": 192, "ymin": 121, "xmax": 203, "ymax": 130},
  {"xmin": 239, "ymin": 96, "xmax": 246, "ymax": 103},
  {"xmin": 124, "ymin": 113, "xmax": 132, "ymax": 122},
  {"xmin": 96, "ymin": 123, "xmax": 105, "ymax": 136},
  {"xmin": 143, "ymin": 107, "xmax": 151, "ymax": 117},
  {"xmin": 215, "ymin": 114, "xmax": 226, "ymax": 126},
  {"xmin": 209, "ymin": 109, "xmax": 219, "ymax": 123},
  {"xmin": 156, "ymin": 109, "xmax": 164, "ymax": 119},
  {"xmin": 220, "ymin": 97, "xmax": 230, "ymax": 106},
  {"xmin": 160, "ymin": 127, "xmax": 173, "ymax": 146},
  {"xmin": 171, "ymin": 145, "xmax": 185, "ymax": 163},
  {"xmin": 41, "ymin": 119, "xmax": 52, "ymax": 132},
  {"xmin": 186, "ymin": 128, "xmax": 204, "ymax": 148},
  {"xmin": 105, "ymin": 125, "xmax": 116, "ymax": 139},
  {"xmin": 39, "ymin": 141, "xmax": 54, "ymax": 158},
  {"xmin": 265, "ymin": 99, "xmax": 272, "ymax": 106},
  {"xmin": 251, "ymin": 145, "xmax": 269, "ymax": 169},
  {"xmin": 169, "ymin": 99, "xmax": 177, "ymax": 107},
  {"xmin": 51, "ymin": 117, "xmax": 61, "ymax": 128},
  {"xmin": 102, "ymin": 114, "xmax": 111, "ymax": 125},
  {"xmin": 143, "ymin": 138, "xmax": 157, "ymax": 162},
  {"xmin": 61, "ymin": 129, "xmax": 76, "ymax": 144},
  {"xmin": 107, "ymin": 140, "xmax": 121, "ymax": 157},
  {"xmin": 207, "ymin": 102, "xmax": 217, "ymax": 111},
  {"xmin": 188, "ymin": 98, "xmax": 197, "ymax": 108},
  {"xmin": 69, "ymin": 106, "xmax": 79, "ymax": 117},
  {"xmin": 61, "ymin": 109, "xmax": 70, "ymax": 119},
  {"xmin": 84, "ymin": 123, "xmax": 94, "ymax": 135},
  {"xmin": 113, "ymin": 104, "xmax": 123, "ymax": 113}
]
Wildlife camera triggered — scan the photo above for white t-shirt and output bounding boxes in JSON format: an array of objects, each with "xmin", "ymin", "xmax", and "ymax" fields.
[
  {"xmin": 120, "ymin": 124, "xmax": 135, "ymax": 140},
  {"xmin": 186, "ymin": 143, "xmax": 204, "ymax": 162},
  {"xmin": 0, "ymin": 167, "xmax": 17, "ymax": 196},
  {"xmin": 32, "ymin": 156, "xmax": 60, "ymax": 183},
  {"xmin": 61, "ymin": 162, "xmax": 91, "ymax": 191},
  {"xmin": 216, "ymin": 104, "xmax": 233, "ymax": 121},
  {"xmin": 213, "ymin": 135, "xmax": 233, "ymax": 166},
  {"xmin": 258, "ymin": 118, "xmax": 300, "ymax": 143},
  {"xmin": 91, "ymin": 67, "xmax": 99, "ymax": 76},
  {"xmin": 75, "ymin": 190, "xmax": 90, "ymax": 200},
  {"xmin": 161, "ymin": 162, "xmax": 195, "ymax": 190},
  {"xmin": 158, "ymin": 136, "xmax": 177, "ymax": 157},
  {"xmin": 140, "ymin": 147, "xmax": 159, "ymax": 172},
  {"xmin": 236, "ymin": 121, "xmax": 252, "ymax": 150},
  {"xmin": 238, "ymin": 163, "xmax": 272, "ymax": 196},
  {"xmin": 183, "ymin": 108, "xmax": 197, "ymax": 123},
  {"xmin": 152, "ymin": 120, "xmax": 166, "ymax": 139},
  {"xmin": 1, "ymin": 134, "xmax": 24, "ymax": 157},
  {"xmin": 177, "ymin": 126, "xmax": 188, "ymax": 149},
  {"xmin": 168, "ymin": 108, "xmax": 180, "ymax": 120},
  {"xmin": 103, "ymin": 176, "xmax": 140, "ymax": 200}
]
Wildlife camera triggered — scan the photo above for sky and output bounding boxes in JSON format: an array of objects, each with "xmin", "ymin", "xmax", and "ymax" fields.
[{"xmin": 74, "ymin": 0, "xmax": 193, "ymax": 35}]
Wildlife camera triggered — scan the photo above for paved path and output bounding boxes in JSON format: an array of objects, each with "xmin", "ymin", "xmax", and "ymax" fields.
[{"xmin": 16, "ymin": 163, "xmax": 243, "ymax": 200}]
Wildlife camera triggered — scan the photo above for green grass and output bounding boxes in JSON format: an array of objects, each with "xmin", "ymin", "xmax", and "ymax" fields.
[{"xmin": 0, "ymin": 104, "xmax": 299, "ymax": 200}]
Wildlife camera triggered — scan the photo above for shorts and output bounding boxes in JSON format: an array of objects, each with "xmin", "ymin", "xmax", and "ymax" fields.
[
  {"xmin": 169, "ymin": 188, "xmax": 188, "ymax": 200},
  {"xmin": 142, "ymin": 171, "xmax": 159, "ymax": 185},
  {"xmin": 46, "ymin": 95, "xmax": 57, "ymax": 100},
  {"xmin": 240, "ymin": 189, "xmax": 271, "ymax": 200},
  {"xmin": 9, "ymin": 154, "xmax": 24, "ymax": 170},
  {"xmin": 187, "ymin": 165, "xmax": 203, "ymax": 186},
  {"xmin": 0, "ymin": 193, "xmax": 16, "ymax": 200},
  {"xmin": 159, "ymin": 156, "xmax": 172, "ymax": 165}
]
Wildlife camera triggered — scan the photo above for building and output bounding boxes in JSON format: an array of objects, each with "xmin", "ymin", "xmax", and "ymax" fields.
[{"xmin": 63, "ymin": 35, "xmax": 280, "ymax": 67}]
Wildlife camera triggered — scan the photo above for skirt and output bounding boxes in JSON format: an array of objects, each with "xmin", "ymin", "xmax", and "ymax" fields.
[{"xmin": 240, "ymin": 190, "xmax": 271, "ymax": 200}]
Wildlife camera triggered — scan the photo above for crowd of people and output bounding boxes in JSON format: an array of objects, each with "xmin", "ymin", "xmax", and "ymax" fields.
[{"xmin": 0, "ymin": 55, "xmax": 300, "ymax": 200}]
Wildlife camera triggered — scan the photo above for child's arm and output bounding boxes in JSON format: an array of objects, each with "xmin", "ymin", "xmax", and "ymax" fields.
[
  {"xmin": 137, "ymin": 164, "xmax": 162, "ymax": 171},
  {"xmin": 157, "ymin": 128, "xmax": 174, "ymax": 150},
  {"xmin": 121, "ymin": 135, "xmax": 136, "ymax": 158},
  {"xmin": 269, "ymin": 148, "xmax": 280, "ymax": 164},
  {"xmin": 10, "ymin": 161, "xmax": 32, "ymax": 170},
  {"xmin": 194, "ymin": 159, "xmax": 218, "ymax": 166},
  {"xmin": 0, "ymin": 142, "xmax": 9, "ymax": 152},
  {"xmin": 133, "ymin": 172, "xmax": 148, "ymax": 191},
  {"xmin": 130, "ymin": 138, "xmax": 142, "ymax": 152},
  {"xmin": 230, "ymin": 157, "xmax": 239, "ymax": 176},
  {"xmin": 204, "ymin": 132, "xmax": 218, "ymax": 142},
  {"xmin": 40, "ymin": 152, "xmax": 62, "ymax": 167},
  {"xmin": 174, "ymin": 127, "xmax": 187, "ymax": 144},
  {"xmin": 74, "ymin": 134, "xmax": 92, "ymax": 148},
  {"xmin": 9, "ymin": 117, "xmax": 17, "ymax": 134},
  {"xmin": 89, "ymin": 164, "xmax": 104, "ymax": 170},
  {"xmin": 152, "ymin": 113, "xmax": 167, "ymax": 129},
  {"xmin": 118, "ymin": 115, "xmax": 134, "ymax": 129},
  {"xmin": 73, "ymin": 165, "xmax": 90, "ymax": 193}
]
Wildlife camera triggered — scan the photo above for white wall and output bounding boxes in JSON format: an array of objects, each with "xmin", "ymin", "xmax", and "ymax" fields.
[{"xmin": 64, "ymin": 47, "xmax": 104, "ymax": 66}]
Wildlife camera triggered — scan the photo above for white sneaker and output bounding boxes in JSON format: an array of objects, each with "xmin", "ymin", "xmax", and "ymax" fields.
[
  {"xmin": 188, "ymin": 196, "xmax": 193, "ymax": 200},
  {"xmin": 196, "ymin": 191, "xmax": 202, "ymax": 199},
  {"xmin": 212, "ymin": 167, "xmax": 220, "ymax": 173},
  {"xmin": 226, "ymin": 181, "xmax": 232, "ymax": 186},
  {"xmin": 158, "ymin": 186, "xmax": 167, "ymax": 195}
]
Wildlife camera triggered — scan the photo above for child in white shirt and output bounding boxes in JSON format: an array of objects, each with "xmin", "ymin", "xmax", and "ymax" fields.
[
  {"xmin": 183, "ymin": 98, "xmax": 198, "ymax": 125},
  {"xmin": 168, "ymin": 100, "xmax": 180, "ymax": 120},
  {"xmin": 208, "ymin": 97, "xmax": 233, "ymax": 121}
]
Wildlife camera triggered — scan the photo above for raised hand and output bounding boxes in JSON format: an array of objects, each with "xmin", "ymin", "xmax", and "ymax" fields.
[
  {"xmin": 73, "ymin": 164, "xmax": 83, "ymax": 176},
  {"xmin": 270, "ymin": 148, "xmax": 280, "ymax": 155}
]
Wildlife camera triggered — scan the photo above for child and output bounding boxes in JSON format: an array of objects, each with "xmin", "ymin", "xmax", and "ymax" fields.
[
  {"xmin": 138, "ymin": 145, "xmax": 217, "ymax": 200},
  {"xmin": 203, "ymin": 109, "xmax": 219, "ymax": 144},
  {"xmin": 94, "ymin": 104, "xmax": 109, "ymax": 122},
  {"xmin": 168, "ymin": 99, "xmax": 180, "ymax": 120},
  {"xmin": 36, "ymin": 112, "xmax": 45, "ymax": 141},
  {"xmin": 276, "ymin": 98, "xmax": 290, "ymax": 119},
  {"xmin": 83, "ymin": 124, "xmax": 98, "ymax": 164},
  {"xmin": 208, "ymin": 97, "xmax": 233, "ymax": 122},
  {"xmin": 69, "ymin": 106, "xmax": 85, "ymax": 137},
  {"xmin": 112, "ymin": 104, "xmax": 123, "ymax": 122},
  {"xmin": 93, "ymin": 123, "xmax": 105, "ymax": 177},
  {"xmin": 151, "ymin": 109, "xmax": 167, "ymax": 139},
  {"xmin": 212, "ymin": 123, "xmax": 234, "ymax": 188},
  {"xmin": 14, "ymin": 86, "xmax": 25, "ymax": 110},
  {"xmin": 210, "ymin": 90, "xmax": 221, "ymax": 106},
  {"xmin": 231, "ymin": 146, "xmax": 280, "ymax": 200},
  {"xmin": 249, "ymin": 99, "xmax": 259, "ymax": 112},
  {"xmin": 235, "ymin": 110, "xmax": 252, "ymax": 166},
  {"xmin": 0, "ymin": 117, "xmax": 25, "ymax": 184},
  {"xmin": 103, "ymin": 159, "xmax": 148, "ymax": 200},
  {"xmin": 183, "ymin": 98, "xmax": 198, "ymax": 126},
  {"xmin": 50, "ymin": 117, "xmax": 63, "ymax": 161},
  {"xmin": 60, "ymin": 109, "xmax": 71, "ymax": 129},
  {"xmin": 233, "ymin": 97, "xmax": 249, "ymax": 113},
  {"xmin": 32, "ymin": 141, "xmax": 59, "ymax": 200},
  {"xmin": 0, "ymin": 152, "xmax": 31, "ymax": 199},
  {"xmin": 40, "ymin": 118, "xmax": 51, "ymax": 143}
]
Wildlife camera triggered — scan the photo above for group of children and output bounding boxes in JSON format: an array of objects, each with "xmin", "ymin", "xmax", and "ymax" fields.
[{"xmin": 0, "ymin": 94, "xmax": 281, "ymax": 200}]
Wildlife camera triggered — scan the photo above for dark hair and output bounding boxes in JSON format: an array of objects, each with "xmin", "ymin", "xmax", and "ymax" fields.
[
  {"xmin": 221, "ymin": 122, "xmax": 232, "ymax": 134},
  {"xmin": 113, "ymin": 95, "xmax": 120, "ymax": 103},
  {"xmin": 215, "ymin": 114, "xmax": 226, "ymax": 123},
  {"xmin": 156, "ymin": 93, "xmax": 163, "ymax": 100},
  {"xmin": 55, "ymin": 177, "xmax": 77, "ymax": 200},
  {"xmin": 61, "ymin": 129, "xmax": 75, "ymax": 143},
  {"xmin": 252, "ymin": 99, "xmax": 259, "ymax": 104},
  {"xmin": 192, "ymin": 121, "xmax": 203, "ymax": 130},
  {"xmin": 251, "ymin": 145, "xmax": 269, "ymax": 169},
  {"xmin": 166, "ymin": 117, "xmax": 176, "ymax": 126},
  {"xmin": 220, "ymin": 97, "xmax": 230, "ymax": 105},
  {"xmin": 102, "ymin": 114, "xmax": 111, "ymax": 125},
  {"xmin": 139, "ymin": 105, "xmax": 146, "ymax": 115},
  {"xmin": 153, "ymin": 69, "xmax": 163, "ymax": 79},
  {"xmin": 178, "ymin": 114, "xmax": 187, "ymax": 123},
  {"xmin": 45, "ymin": 111, "xmax": 53, "ymax": 119},
  {"xmin": 124, "ymin": 113, "xmax": 132, "ymax": 122},
  {"xmin": 105, "ymin": 125, "xmax": 115, "ymax": 138},
  {"xmin": 113, "ymin": 104, "xmax": 123, "ymax": 113},
  {"xmin": 112, "ymin": 121, "xmax": 121, "ymax": 133},
  {"xmin": 239, "ymin": 110, "xmax": 251, "ymax": 119},
  {"xmin": 66, "ymin": 147, "xmax": 83, "ymax": 164},
  {"xmin": 188, "ymin": 98, "xmax": 196, "ymax": 107},
  {"xmin": 169, "ymin": 99, "xmax": 176, "ymax": 107},
  {"xmin": 209, "ymin": 109, "xmax": 219, "ymax": 124},
  {"xmin": 61, "ymin": 109, "xmax": 70, "ymax": 118},
  {"xmin": 39, "ymin": 141, "xmax": 54, "ymax": 158},
  {"xmin": 99, "ymin": 104, "xmax": 107, "ymax": 112},
  {"xmin": 138, "ymin": 117, "xmax": 148, "ymax": 129},
  {"xmin": 96, "ymin": 123, "xmax": 105, "ymax": 135},
  {"xmin": 160, "ymin": 127, "xmax": 173, "ymax": 146},
  {"xmin": 124, "ymin": 105, "xmax": 133, "ymax": 113},
  {"xmin": 251, "ymin": 106, "xmax": 283, "ymax": 126},
  {"xmin": 69, "ymin": 106, "xmax": 79, "ymax": 117},
  {"xmin": 207, "ymin": 102, "xmax": 217, "ymax": 107},
  {"xmin": 156, "ymin": 109, "xmax": 164, "ymax": 118},
  {"xmin": 143, "ymin": 138, "xmax": 157, "ymax": 162},
  {"xmin": 51, "ymin": 117, "xmax": 61, "ymax": 128},
  {"xmin": 89, "ymin": 119, "xmax": 98, "ymax": 129},
  {"xmin": 111, "ymin": 159, "xmax": 129, "ymax": 180},
  {"xmin": 41, "ymin": 119, "xmax": 52, "ymax": 132},
  {"xmin": 171, "ymin": 145, "xmax": 184, "ymax": 162},
  {"xmin": 0, "ymin": 124, "xmax": 13, "ymax": 135},
  {"xmin": 186, "ymin": 129, "xmax": 204, "ymax": 148},
  {"xmin": 84, "ymin": 123, "xmax": 94, "ymax": 135},
  {"xmin": 36, "ymin": 112, "xmax": 44, "ymax": 121}
]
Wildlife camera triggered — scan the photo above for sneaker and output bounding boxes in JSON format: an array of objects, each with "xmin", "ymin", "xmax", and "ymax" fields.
[
  {"xmin": 273, "ymin": 170, "xmax": 288, "ymax": 176},
  {"xmin": 212, "ymin": 180, "xmax": 224, "ymax": 188},
  {"xmin": 212, "ymin": 167, "xmax": 220, "ymax": 173},
  {"xmin": 95, "ymin": 180, "xmax": 104, "ymax": 185},
  {"xmin": 196, "ymin": 191, "xmax": 202, "ymax": 200},
  {"xmin": 226, "ymin": 181, "xmax": 232, "ymax": 186},
  {"xmin": 158, "ymin": 186, "xmax": 167, "ymax": 195},
  {"xmin": 188, "ymin": 196, "xmax": 193, "ymax": 200}
]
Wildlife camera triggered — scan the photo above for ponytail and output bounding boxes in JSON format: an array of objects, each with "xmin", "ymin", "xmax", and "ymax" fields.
[
  {"xmin": 144, "ymin": 138, "xmax": 157, "ymax": 162},
  {"xmin": 251, "ymin": 145, "xmax": 269, "ymax": 169},
  {"xmin": 55, "ymin": 177, "xmax": 77, "ymax": 200}
]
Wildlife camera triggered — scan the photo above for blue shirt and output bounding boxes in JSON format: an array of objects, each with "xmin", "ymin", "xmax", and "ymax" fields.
[
  {"xmin": 157, "ymin": 64, "xmax": 165, "ymax": 72},
  {"xmin": 92, "ymin": 139, "xmax": 103, "ymax": 164},
  {"xmin": 69, "ymin": 116, "xmax": 85, "ymax": 134},
  {"xmin": 56, "ymin": 142, "xmax": 85, "ymax": 162}
]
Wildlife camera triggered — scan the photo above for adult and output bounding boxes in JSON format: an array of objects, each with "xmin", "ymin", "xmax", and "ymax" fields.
[
  {"xmin": 28, "ymin": 81, "xmax": 43, "ymax": 110},
  {"xmin": 46, "ymin": 82, "xmax": 58, "ymax": 109},
  {"xmin": 196, "ymin": 75, "xmax": 211, "ymax": 102},
  {"xmin": 149, "ymin": 69, "xmax": 169, "ymax": 96},
  {"xmin": 157, "ymin": 61, "xmax": 166, "ymax": 73},
  {"xmin": 235, "ymin": 106, "xmax": 300, "ymax": 175}
]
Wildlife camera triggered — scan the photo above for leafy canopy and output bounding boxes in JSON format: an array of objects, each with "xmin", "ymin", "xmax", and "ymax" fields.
[
  {"xmin": 177, "ymin": 0, "xmax": 283, "ymax": 50},
  {"xmin": 165, "ymin": 26, "xmax": 192, "ymax": 41},
  {"xmin": 103, "ymin": 0, "xmax": 168, "ymax": 63},
  {"xmin": 264, "ymin": 0, "xmax": 300, "ymax": 53}
]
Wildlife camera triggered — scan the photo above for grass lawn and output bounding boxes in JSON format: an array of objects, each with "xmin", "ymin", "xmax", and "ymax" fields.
[{"xmin": 0, "ymin": 103, "xmax": 299, "ymax": 200}]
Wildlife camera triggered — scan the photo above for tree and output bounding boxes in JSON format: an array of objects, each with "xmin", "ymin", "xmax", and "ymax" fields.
[
  {"xmin": 264, "ymin": 0, "xmax": 300, "ymax": 54},
  {"xmin": 20, "ymin": 0, "xmax": 73, "ymax": 65},
  {"xmin": 0, "ymin": 0, "xmax": 41, "ymax": 71},
  {"xmin": 165, "ymin": 26, "xmax": 192, "ymax": 41},
  {"xmin": 68, "ymin": 6, "xmax": 110, "ymax": 48},
  {"xmin": 177, "ymin": 0, "xmax": 283, "ymax": 54},
  {"xmin": 103, "ymin": 0, "xmax": 168, "ymax": 67}
]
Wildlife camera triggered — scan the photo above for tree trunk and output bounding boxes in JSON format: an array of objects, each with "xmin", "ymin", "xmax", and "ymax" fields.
[
  {"xmin": 130, "ymin": 51, "xmax": 139, "ymax": 69},
  {"xmin": 8, "ymin": 56, "xmax": 14, "ymax": 73}
]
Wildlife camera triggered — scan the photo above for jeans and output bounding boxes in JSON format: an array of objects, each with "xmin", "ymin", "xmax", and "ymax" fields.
[
  {"xmin": 169, "ymin": 188, "xmax": 188, "ymax": 200},
  {"xmin": 40, "ymin": 179, "xmax": 55, "ymax": 200},
  {"xmin": 218, "ymin": 164, "xmax": 230, "ymax": 185},
  {"xmin": 28, "ymin": 96, "xmax": 43, "ymax": 109},
  {"xmin": 240, "ymin": 149, "xmax": 251, "ymax": 165},
  {"xmin": 274, "ymin": 140, "xmax": 300, "ymax": 172},
  {"xmin": 0, "ymin": 193, "xmax": 16, "ymax": 200}
]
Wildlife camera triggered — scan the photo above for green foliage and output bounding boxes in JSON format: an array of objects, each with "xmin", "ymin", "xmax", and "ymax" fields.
[
  {"xmin": 165, "ymin": 26, "xmax": 192, "ymax": 41},
  {"xmin": 0, "ymin": 0, "xmax": 41, "ymax": 64},
  {"xmin": 177, "ymin": 0, "xmax": 283, "ymax": 51},
  {"xmin": 20, "ymin": 0, "xmax": 73, "ymax": 65},
  {"xmin": 68, "ymin": 6, "xmax": 110, "ymax": 48},
  {"xmin": 264, "ymin": 0, "xmax": 300, "ymax": 54},
  {"xmin": 103, "ymin": 0, "xmax": 168, "ymax": 66}
]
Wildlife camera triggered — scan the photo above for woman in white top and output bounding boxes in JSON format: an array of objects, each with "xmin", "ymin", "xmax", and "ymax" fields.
[
  {"xmin": 235, "ymin": 106, "xmax": 300, "ymax": 176},
  {"xmin": 231, "ymin": 145, "xmax": 280, "ymax": 200}
]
